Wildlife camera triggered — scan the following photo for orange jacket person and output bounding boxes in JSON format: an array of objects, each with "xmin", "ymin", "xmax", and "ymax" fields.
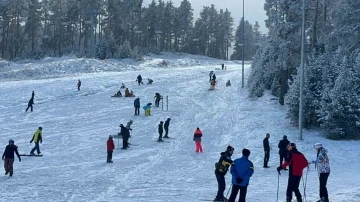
[{"xmin": 193, "ymin": 127, "xmax": 203, "ymax": 153}]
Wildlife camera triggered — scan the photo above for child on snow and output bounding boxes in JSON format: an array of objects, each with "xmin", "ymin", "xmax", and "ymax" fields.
[
  {"xmin": 107, "ymin": 135, "xmax": 115, "ymax": 163},
  {"xmin": 143, "ymin": 103, "xmax": 152, "ymax": 116},
  {"xmin": 193, "ymin": 128, "xmax": 203, "ymax": 152}
]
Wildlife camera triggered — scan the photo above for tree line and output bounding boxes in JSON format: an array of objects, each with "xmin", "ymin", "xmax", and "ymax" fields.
[
  {"xmin": 248, "ymin": 0, "xmax": 360, "ymax": 140},
  {"xmin": 0, "ymin": 0, "xmax": 262, "ymax": 61}
]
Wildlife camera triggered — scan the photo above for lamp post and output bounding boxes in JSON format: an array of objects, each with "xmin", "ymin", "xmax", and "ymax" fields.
[
  {"xmin": 299, "ymin": 0, "xmax": 306, "ymax": 140},
  {"xmin": 242, "ymin": 0, "xmax": 245, "ymax": 88}
]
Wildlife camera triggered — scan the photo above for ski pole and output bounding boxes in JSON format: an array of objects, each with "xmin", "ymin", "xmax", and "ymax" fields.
[
  {"xmin": 277, "ymin": 174, "xmax": 279, "ymax": 202},
  {"xmin": 302, "ymin": 168, "xmax": 308, "ymax": 202},
  {"xmin": 226, "ymin": 184, "xmax": 232, "ymax": 198}
]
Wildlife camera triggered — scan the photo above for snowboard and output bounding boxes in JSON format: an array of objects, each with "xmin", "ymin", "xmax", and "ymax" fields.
[{"xmin": 20, "ymin": 154, "xmax": 43, "ymax": 157}]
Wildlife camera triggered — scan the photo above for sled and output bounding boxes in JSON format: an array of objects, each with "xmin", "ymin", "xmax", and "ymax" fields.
[
  {"xmin": 111, "ymin": 96, "xmax": 122, "ymax": 98},
  {"xmin": 19, "ymin": 154, "xmax": 43, "ymax": 157}
]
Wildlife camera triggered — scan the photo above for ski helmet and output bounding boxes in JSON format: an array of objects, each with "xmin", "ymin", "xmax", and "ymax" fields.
[
  {"xmin": 226, "ymin": 145, "xmax": 234, "ymax": 152},
  {"xmin": 9, "ymin": 139, "xmax": 14, "ymax": 144}
]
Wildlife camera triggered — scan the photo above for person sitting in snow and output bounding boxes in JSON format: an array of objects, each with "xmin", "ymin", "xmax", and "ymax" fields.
[
  {"xmin": 226, "ymin": 80, "xmax": 231, "ymax": 87},
  {"xmin": 125, "ymin": 88, "xmax": 135, "ymax": 97},
  {"xmin": 120, "ymin": 83, "xmax": 126, "ymax": 89},
  {"xmin": 147, "ymin": 78, "xmax": 153, "ymax": 85},
  {"xmin": 113, "ymin": 90, "xmax": 122, "ymax": 97},
  {"xmin": 143, "ymin": 103, "xmax": 152, "ymax": 116}
]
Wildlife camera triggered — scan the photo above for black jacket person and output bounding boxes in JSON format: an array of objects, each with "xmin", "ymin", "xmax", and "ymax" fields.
[
  {"xmin": 214, "ymin": 145, "xmax": 234, "ymax": 201},
  {"xmin": 164, "ymin": 118, "xmax": 171, "ymax": 138},
  {"xmin": 278, "ymin": 135, "xmax": 290, "ymax": 167},
  {"xmin": 154, "ymin": 93, "xmax": 162, "ymax": 107},
  {"xmin": 136, "ymin": 74, "xmax": 143, "ymax": 85},
  {"xmin": 263, "ymin": 133, "xmax": 270, "ymax": 168},
  {"xmin": 157, "ymin": 121, "xmax": 164, "ymax": 142},
  {"xmin": 26, "ymin": 96, "xmax": 34, "ymax": 112},
  {"xmin": 2, "ymin": 139, "xmax": 21, "ymax": 176},
  {"xmin": 120, "ymin": 124, "xmax": 130, "ymax": 149}
]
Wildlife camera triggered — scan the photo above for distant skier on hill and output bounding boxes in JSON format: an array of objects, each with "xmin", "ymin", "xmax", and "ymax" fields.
[
  {"xmin": 163, "ymin": 118, "xmax": 171, "ymax": 138},
  {"xmin": 25, "ymin": 96, "xmax": 35, "ymax": 112},
  {"xmin": 147, "ymin": 78, "xmax": 153, "ymax": 85},
  {"xmin": 154, "ymin": 93, "xmax": 162, "ymax": 107},
  {"xmin": 134, "ymin": 98, "xmax": 140, "ymax": 115},
  {"xmin": 77, "ymin": 79, "xmax": 81, "ymax": 91},
  {"xmin": 107, "ymin": 135, "xmax": 115, "ymax": 163},
  {"xmin": 120, "ymin": 83, "xmax": 126, "ymax": 89},
  {"xmin": 30, "ymin": 127, "xmax": 42, "ymax": 155},
  {"xmin": 157, "ymin": 121, "xmax": 164, "ymax": 142},
  {"xmin": 214, "ymin": 145, "xmax": 234, "ymax": 202},
  {"xmin": 136, "ymin": 74, "xmax": 143, "ymax": 85},
  {"xmin": 193, "ymin": 127, "xmax": 203, "ymax": 153},
  {"xmin": 119, "ymin": 124, "xmax": 130, "ymax": 149},
  {"xmin": 2, "ymin": 139, "xmax": 21, "ymax": 177}
]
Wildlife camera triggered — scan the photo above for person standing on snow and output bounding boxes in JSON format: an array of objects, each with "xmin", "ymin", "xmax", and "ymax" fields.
[
  {"xmin": 30, "ymin": 127, "xmax": 42, "ymax": 155},
  {"xmin": 313, "ymin": 143, "xmax": 330, "ymax": 202},
  {"xmin": 212, "ymin": 73, "xmax": 216, "ymax": 81},
  {"xmin": 119, "ymin": 124, "xmax": 130, "ymax": 149},
  {"xmin": 277, "ymin": 143, "xmax": 309, "ymax": 202},
  {"xmin": 2, "ymin": 139, "xmax": 21, "ymax": 177},
  {"xmin": 193, "ymin": 127, "xmax": 203, "ymax": 153},
  {"xmin": 126, "ymin": 120, "xmax": 133, "ymax": 145},
  {"xmin": 228, "ymin": 148, "xmax": 254, "ymax": 202},
  {"xmin": 209, "ymin": 71, "xmax": 213, "ymax": 81},
  {"xmin": 214, "ymin": 145, "xmax": 234, "ymax": 201},
  {"xmin": 107, "ymin": 135, "xmax": 115, "ymax": 163},
  {"xmin": 163, "ymin": 118, "xmax": 171, "ymax": 138},
  {"xmin": 136, "ymin": 74, "xmax": 143, "ymax": 85},
  {"xmin": 134, "ymin": 98, "xmax": 140, "ymax": 115},
  {"xmin": 263, "ymin": 133, "xmax": 271, "ymax": 168},
  {"xmin": 77, "ymin": 79, "xmax": 81, "ymax": 91},
  {"xmin": 25, "ymin": 96, "xmax": 35, "ymax": 112},
  {"xmin": 154, "ymin": 93, "xmax": 162, "ymax": 107},
  {"xmin": 157, "ymin": 121, "xmax": 164, "ymax": 142},
  {"xmin": 278, "ymin": 135, "xmax": 290, "ymax": 168}
]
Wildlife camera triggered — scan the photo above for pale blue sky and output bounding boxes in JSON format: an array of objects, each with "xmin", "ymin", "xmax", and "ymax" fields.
[{"xmin": 143, "ymin": 0, "xmax": 268, "ymax": 34}]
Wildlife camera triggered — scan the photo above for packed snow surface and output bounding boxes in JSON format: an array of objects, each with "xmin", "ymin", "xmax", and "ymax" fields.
[{"xmin": 0, "ymin": 55, "xmax": 358, "ymax": 202}]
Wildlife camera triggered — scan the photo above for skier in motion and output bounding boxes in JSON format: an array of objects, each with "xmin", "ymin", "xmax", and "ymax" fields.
[
  {"xmin": 30, "ymin": 127, "xmax": 43, "ymax": 155},
  {"xmin": 25, "ymin": 96, "xmax": 35, "ymax": 112},
  {"xmin": 2, "ymin": 139, "xmax": 21, "ymax": 177},
  {"xmin": 214, "ymin": 145, "xmax": 234, "ymax": 201}
]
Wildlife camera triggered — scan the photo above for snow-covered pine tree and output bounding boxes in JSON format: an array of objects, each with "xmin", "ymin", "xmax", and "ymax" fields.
[
  {"xmin": 118, "ymin": 40, "xmax": 133, "ymax": 59},
  {"xmin": 95, "ymin": 40, "xmax": 107, "ymax": 60}
]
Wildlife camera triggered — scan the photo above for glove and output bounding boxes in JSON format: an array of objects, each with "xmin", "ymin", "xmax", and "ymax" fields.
[
  {"xmin": 277, "ymin": 166, "xmax": 282, "ymax": 175},
  {"xmin": 19, "ymin": 158, "xmax": 21, "ymax": 162},
  {"xmin": 236, "ymin": 177, "xmax": 243, "ymax": 184},
  {"xmin": 30, "ymin": 141, "xmax": 33, "ymax": 143}
]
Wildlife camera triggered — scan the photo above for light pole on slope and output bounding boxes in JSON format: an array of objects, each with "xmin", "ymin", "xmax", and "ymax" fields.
[{"xmin": 299, "ymin": 0, "xmax": 306, "ymax": 140}]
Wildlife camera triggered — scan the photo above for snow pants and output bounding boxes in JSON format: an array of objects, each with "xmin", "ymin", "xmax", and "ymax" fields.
[
  {"xmin": 228, "ymin": 184, "xmax": 248, "ymax": 202},
  {"xmin": 264, "ymin": 150, "xmax": 270, "ymax": 167},
  {"xmin": 145, "ymin": 108, "xmax": 151, "ymax": 116},
  {"xmin": 4, "ymin": 158, "xmax": 14, "ymax": 174},
  {"xmin": 122, "ymin": 136, "xmax": 129, "ymax": 148},
  {"xmin": 155, "ymin": 99, "xmax": 160, "ymax": 107},
  {"xmin": 158, "ymin": 132, "xmax": 163, "ymax": 141},
  {"xmin": 26, "ymin": 104, "xmax": 33, "ymax": 112},
  {"xmin": 107, "ymin": 151, "xmax": 113, "ymax": 162},
  {"xmin": 30, "ymin": 142, "xmax": 41, "ymax": 154},
  {"xmin": 195, "ymin": 141, "xmax": 203, "ymax": 152},
  {"xmin": 134, "ymin": 107, "xmax": 140, "ymax": 115},
  {"xmin": 319, "ymin": 173, "xmax": 330, "ymax": 200},
  {"xmin": 215, "ymin": 171, "xmax": 226, "ymax": 200},
  {"xmin": 164, "ymin": 127, "xmax": 169, "ymax": 137},
  {"xmin": 286, "ymin": 175, "xmax": 302, "ymax": 200}
]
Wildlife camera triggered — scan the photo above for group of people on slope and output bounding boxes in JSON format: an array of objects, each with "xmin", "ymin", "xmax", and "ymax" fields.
[
  {"xmin": 157, "ymin": 118, "xmax": 171, "ymax": 142},
  {"xmin": 213, "ymin": 135, "xmax": 330, "ymax": 202},
  {"xmin": 132, "ymin": 93, "xmax": 162, "ymax": 116},
  {"xmin": 136, "ymin": 74, "xmax": 153, "ymax": 85},
  {"xmin": 2, "ymin": 127, "xmax": 43, "ymax": 176}
]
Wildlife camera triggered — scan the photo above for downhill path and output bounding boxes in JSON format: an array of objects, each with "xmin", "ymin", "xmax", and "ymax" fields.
[{"xmin": 0, "ymin": 64, "xmax": 359, "ymax": 202}]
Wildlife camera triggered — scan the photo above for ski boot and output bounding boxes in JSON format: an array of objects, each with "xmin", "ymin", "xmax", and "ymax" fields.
[
  {"xmin": 317, "ymin": 197, "xmax": 329, "ymax": 202},
  {"xmin": 157, "ymin": 139, "xmax": 163, "ymax": 142},
  {"xmin": 5, "ymin": 171, "xmax": 8, "ymax": 175}
]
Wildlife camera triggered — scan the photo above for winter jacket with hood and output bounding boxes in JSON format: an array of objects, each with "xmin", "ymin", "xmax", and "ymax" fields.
[
  {"xmin": 278, "ymin": 136, "xmax": 290, "ymax": 155},
  {"xmin": 134, "ymin": 98, "xmax": 140, "ymax": 107},
  {"xmin": 281, "ymin": 148, "xmax": 308, "ymax": 176},
  {"xmin": 315, "ymin": 148, "xmax": 330, "ymax": 173},
  {"xmin": 193, "ymin": 128, "xmax": 202, "ymax": 142},
  {"xmin": 215, "ymin": 151, "xmax": 233, "ymax": 175},
  {"xmin": 107, "ymin": 139, "xmax": 115, "ymax": 151},
  {"xmin": 231, "ymin": 156, "xmax": 254, "ymax": 186}
]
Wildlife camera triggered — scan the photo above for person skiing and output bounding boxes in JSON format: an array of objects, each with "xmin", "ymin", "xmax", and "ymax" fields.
[
  {"xmin": 25, "ymin": 96, "xmax": 35, "ymax": 112},
  {"xmin": 157, "ymin": 121, "xmax": 164, "ymax": 142},
  {"xmin": 107, "ymin": 135, "xmax": 115, "ymax": 163},
  {"xmin": 134, "ymin": 98, "xmax": 140, "ymax": 115},
  {"xmin": 30, "ymin": 127, "xmax": 42, "ymax": 155},
  {"xmin": 263, "ymin": 133, "xmax": 270, "ymax": 168},
  {"xmin": 2, "ymin": 139, "xmax": 21, "ymax": 177},
  {"xmin": 277, "ymin": 143, "xmax": 309, "ymax": 202},
  {"xmin": 214, "ymin": 145, "xmax": 234, "ymax": 201},
  {"xmin": 313, "ymin": 143, "xmax": 330, "ymax": 202},
  {"xmin": 136, "ymin": 74, "xmax": 143, "ymax": 85},
  {"xmin": 209, "ymin": 71, "xmax": 213, "ymax": 81},
  {"xmin": 154, "ymin": 93, "xmax": 162, "ymax": 107},
  {"xmin": 77, "ymin": 79, "xmax": 81, "ymax": 91},
  {"xmin": 147, "ymin": 78, "xmax": 153, "ymax": 85},
  {"xmin": 278, "ymin": 135, "xmax": 290, "ymax": 168},
  {"xmin": 163, "ymin": 118, "xmax": 171, "ymax": 138},
  {"xmin": 119, "ymin": 124, "xmax": 130, "ymax": 149},
  {"xmin": 193, "ymin": 127, "xmax": 203, "ymax": 153},
  {"xmin": 228, "ymin": 148, "xmax": 254, "ymax": 202}
]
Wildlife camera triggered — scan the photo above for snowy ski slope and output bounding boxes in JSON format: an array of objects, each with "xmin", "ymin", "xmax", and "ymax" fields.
[{"xmin": 0, "ymin": 57, "xmax": 359, "ymax": 202}]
